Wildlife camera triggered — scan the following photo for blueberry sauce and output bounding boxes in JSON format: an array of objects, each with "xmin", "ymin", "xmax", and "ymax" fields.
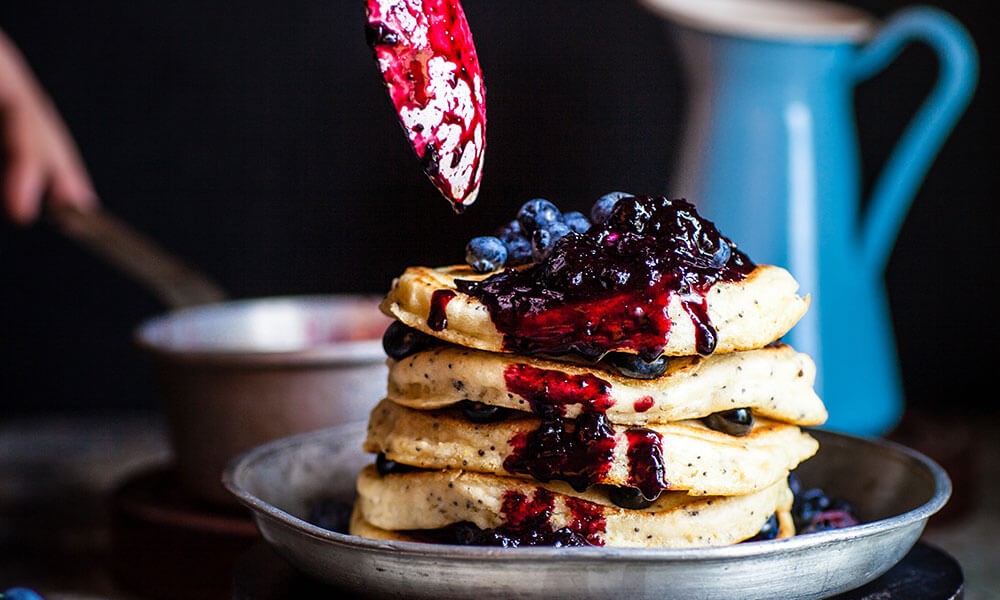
[
  {"xmin": 633, "ymin": 396, "xmax": 655, "ymax": 412},
  {"xmin": 408, "ymin": 488, "xmax": 605, "ymax": 546},
  {"xmin": 503, "ymin": 489, "xmax": 605, "ymax": 546},
  {"xmin": 501, "ymin": 363, "xmax": 667, "ymax": 497},
  {"xmin": 504, "ymin": 363, "xmax": 615, "ymax": 413},
  {"xmin": 560, "ymin": 495, "xmax": 607, "ymax": 546},
  {"xmin": 428, "ymin": 289, "xmax": 456, "ymax": 331},
  {"xmin": 365, "ymin": 0, "xmax": 486, "ymax": 211},
  {"xmin": 455, "ymin": 196, "xmax": 754, "ymax": 359},
  {"xmin": 625, "ymin": 429, "xmax": 667, "ymax": 500}
]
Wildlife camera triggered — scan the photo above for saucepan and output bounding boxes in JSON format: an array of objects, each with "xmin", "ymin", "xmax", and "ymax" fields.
[{"xmin": 51, "ymin": 206, "xmax": 392, "ymax": 506}]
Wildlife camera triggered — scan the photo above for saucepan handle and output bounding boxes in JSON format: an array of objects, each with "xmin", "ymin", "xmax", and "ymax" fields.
[
  {"xmin": 49, "ymin": 205, "xmax": 227, "ymax": 309},
  {"xmin": 851, "ymin": 6, "xmax": 978, "ymax": 272}
]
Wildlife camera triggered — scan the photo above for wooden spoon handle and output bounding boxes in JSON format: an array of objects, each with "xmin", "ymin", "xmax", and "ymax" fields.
[{"xmin": 49, "ymin": 205, "xmax": 227, "ymax": 309}]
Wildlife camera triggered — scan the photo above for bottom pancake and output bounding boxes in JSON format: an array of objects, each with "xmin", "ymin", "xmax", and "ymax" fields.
[{"xmin": 351, "ymin": 465, "xmax": 794, "ymax": 548}]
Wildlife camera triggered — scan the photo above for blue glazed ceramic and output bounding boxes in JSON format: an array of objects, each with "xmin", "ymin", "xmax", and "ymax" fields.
[{"xmin": 641, "ymin": 0, "xmax": 978, "ymax": 435}]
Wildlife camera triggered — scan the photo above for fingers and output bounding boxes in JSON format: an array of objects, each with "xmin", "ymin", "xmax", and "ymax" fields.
[
  {"xmin": 48, "ymin": 167, "xmax": 99, "ymax": 213},
  {"xmin": 1, "ymin": 98, "xmax": 98, "ymax": 225},
  {"xmin": 46, "ymin": 130, "xmax": 99, "ymax": 213},
  {"xmin": 2, "ymin": 153, "xmax": 45, "ymax": 225},
  {"xmin": 0, "ymin": 29, "xmax": 97, "ymax": 225}
]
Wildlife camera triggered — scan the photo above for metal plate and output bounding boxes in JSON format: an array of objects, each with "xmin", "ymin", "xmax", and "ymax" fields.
[{"xmin": 222, "ymin": 422, "xmax": 950, "ymax": 600}]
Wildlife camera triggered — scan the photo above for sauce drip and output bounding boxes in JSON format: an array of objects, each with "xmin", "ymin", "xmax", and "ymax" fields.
[
  {"xmin": 428, "ymin": 289, "xmax": 456, "ymax": 331},
  {"xmin": 625, "ymin": 429, "xmax": 666, "ymax": 500},
  {"xmin": 633, "ymin": 396, "xmax": 655, "ymax": 413},
  {"xmin": 502, "ymin": 363, "xmax": 667, "ymax": 498},
  {"xmin": 365, "ymin": 0, "xmax": 486, "ymax": 212},
  {"xmin": 408, "ymin": 488, "xmax": 605, "ymax": 546},
  {"xmin": 456, "ymin": 196, "xmax": 754, "ymax": 359},
  {"xmin": 500, "ymin": 489, "xmax": 605, "ymax": 546},
  {"xmin": 503, "ymin": 364, "xmax": 614, "ymax": 492}
]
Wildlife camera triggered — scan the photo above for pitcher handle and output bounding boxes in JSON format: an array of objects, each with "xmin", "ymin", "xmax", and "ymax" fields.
[{"xmin": 851, "ymin": 6, "xmax": 978, "ymax": 272}]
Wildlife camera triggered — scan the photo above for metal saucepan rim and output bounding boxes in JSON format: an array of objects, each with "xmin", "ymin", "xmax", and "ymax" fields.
[{"xmin": 133, "ymin": 294, "xmax": 388, "ymax": 366}]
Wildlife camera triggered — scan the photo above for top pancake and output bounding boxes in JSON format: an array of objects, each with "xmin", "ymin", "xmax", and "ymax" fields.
[{"xmin": 381, "ymin": 263, "xmax": 809, "ymax": 358}]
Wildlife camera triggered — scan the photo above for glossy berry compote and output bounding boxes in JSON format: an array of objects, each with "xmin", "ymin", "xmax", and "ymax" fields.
[
  {"xmin": 455, "ymin": 195, "xmax": 754, "ymax": 360},
  {"xmin": 502, "ymin": 364, "xmax": 617, "ymax": 493},
  {"xmin": 365, "ymin": 0, "xmax": 486, "ymax": 213},
  {"xmin": 502, "ymin": 363, "xmax": 667, "ymax": 500},
  {"xmin": 410, "ymin": 488, "xmax": 605, "ymax": 547}
]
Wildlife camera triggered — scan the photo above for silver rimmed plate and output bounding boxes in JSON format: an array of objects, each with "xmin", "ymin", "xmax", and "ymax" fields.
[{"xmin": 222, "ymin": 422, "xmax": 950, "ymax": 600}]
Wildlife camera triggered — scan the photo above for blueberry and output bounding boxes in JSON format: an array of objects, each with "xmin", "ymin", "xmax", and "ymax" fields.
[
  {"xmin": 450, "ymin": 521, "xmax": 484, "ymax": 545},
  {"xmin": 308, "ymin": 498, "xmax": 353, "ymax": 533},
  {"xmin": 788, "ymin": 472, "xmax": 803, "ymax": 496},
  {"xmin": 478, "ymin": 528, "xmax": 517, "ymax": 547},
  {"xmin": 747, "ymin": 513, "xmax": 780, "ymax": 541},
  {"xmin": 604, "ymin": 353, "xmax": 670, "ymax": 379},
  {"xmin": 382, "ymin": 320, "xmax": 436, "ymax": 359},
  {"xmin": 609, "ymin": 486, "xmax": 659, "ymax": 509},
  {"xmin": 492, "ymin": 220, "xmax": 532, "ymax": 265},
  {"xmin": 375, "ymin": 452, "xmax": 414, "ymax": 475},
  {"xmin": 590, "ymin": 191, "xmax": 632, "ymax": 224},
  {"xmin": 710, "ymin": 237, "xmax": 732, "ymax": 267},
  {"xmin": 546, "ymin": 528, "xmax": 589, "ymax": 547},
  {"xmin": 604, "ymin": 195, "xmax": 657, "ymax": 233},
  {"xmin": 530, "ymin": 221, "xmax": 571, "ymax": 261},
  {"xmin": 702, "ymin": 408, "xmax": 754, "ymax": 436},
  {"xmin": 495, "ymin": 218, "xmax": 523, "ymax": 241},
  {"xmin": 792, "ymin": 488, "xmax": 858, "ymax": 533},
  {"xmin": 600, "ymin": 265, "xmax": 632, "ymax": 288},
  {"xmin": 504, "ymin": 236, "xmax": 534, "ymax": 266},
  {"xmin": 563, "ymin": 210, "xmax": 591, "ymax": 233},
  {"xmin": 466, "ymin": 236, "xmax": 508, "ymax": 273},
  {"xmin": 457, "ymin": 400, "xmax": 509, "ymax": 423},
  {"xmin": 792, "ymin": 487, "xmax": 832, "ymax": 531},
  {"xmin": 517, "ymin": 198, "xmax": 562, "ymax": 232}
]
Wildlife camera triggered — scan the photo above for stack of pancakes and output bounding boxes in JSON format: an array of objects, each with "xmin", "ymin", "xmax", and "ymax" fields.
[{"xmin": 350, "ymin": 259, "xmax": 827, "ymax": 548}]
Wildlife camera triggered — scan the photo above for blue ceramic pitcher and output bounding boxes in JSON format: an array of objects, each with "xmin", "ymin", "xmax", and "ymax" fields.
[{"xmin": 641, "ymin": 0, "xmax": 978, "ymax": 435}]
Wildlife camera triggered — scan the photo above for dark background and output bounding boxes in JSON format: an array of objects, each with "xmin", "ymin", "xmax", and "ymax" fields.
[{"xmin": 0, "ymin": 1, "xmax": 994, "ymax": 418}]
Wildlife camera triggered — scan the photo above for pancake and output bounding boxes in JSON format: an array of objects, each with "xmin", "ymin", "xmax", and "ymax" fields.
[
  {"xmin": 380, "ymin": 263, "xmax": 809, "ymax": 358},
  {"xmin": 349, "ymin": 509, "xmax": 796, "ymax": 546},
  {"xmin": 386, "ymin": 343, "xmax": 827, "ymax": 426},
  {"xmin": 351, "ymin": 464, "xmax": 795, "ymax": 548},
  {"xmin": 364, "ymin": 398, "xmax": 818, "ymax": 497}
]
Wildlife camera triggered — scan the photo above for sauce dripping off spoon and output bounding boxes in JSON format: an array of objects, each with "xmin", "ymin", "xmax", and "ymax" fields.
[{"xmin": 365, "ymin": 0, "xmax": 487, "ymax": 213}]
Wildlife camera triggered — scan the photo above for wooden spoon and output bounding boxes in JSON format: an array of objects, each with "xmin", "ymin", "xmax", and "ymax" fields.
[{"xmin": 48, "ymin": 205, "xmax": 227, "ymax": 309}]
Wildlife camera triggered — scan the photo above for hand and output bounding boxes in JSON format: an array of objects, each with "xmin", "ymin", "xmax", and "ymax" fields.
[{"xmin": 0, "ymin": 28, "xmax": 97, "ymax": 225}]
